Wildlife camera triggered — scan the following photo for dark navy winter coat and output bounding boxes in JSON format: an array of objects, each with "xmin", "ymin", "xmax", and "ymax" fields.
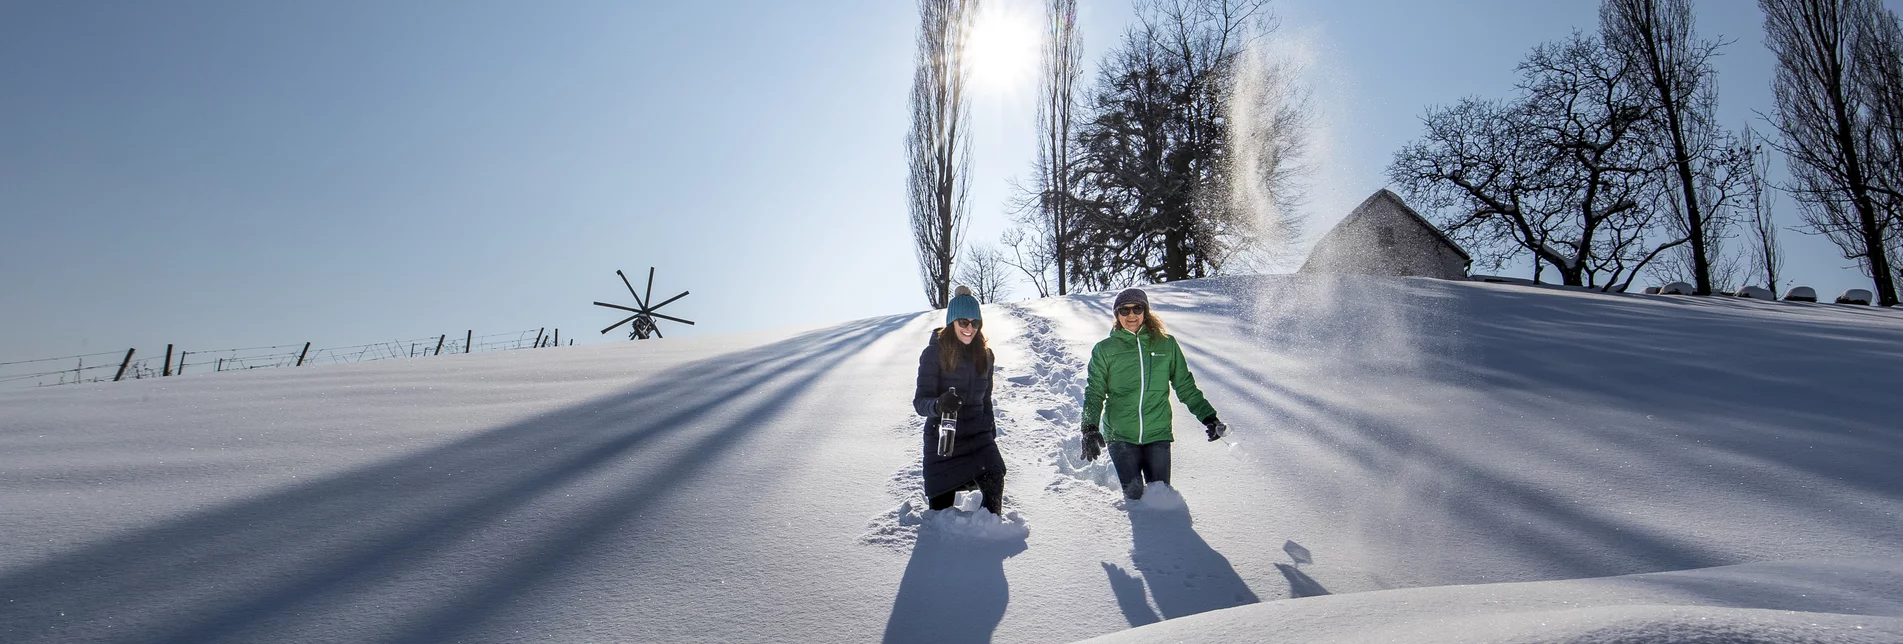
[{"xmin": 913, "ymin": 331, "xmax": 1005, "ymax": 498}]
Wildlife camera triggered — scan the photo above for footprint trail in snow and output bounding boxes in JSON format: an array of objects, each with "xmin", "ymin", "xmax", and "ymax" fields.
[{"xmin": 859, "ymin": 304, "xmax": 1124, "ymax": 549}]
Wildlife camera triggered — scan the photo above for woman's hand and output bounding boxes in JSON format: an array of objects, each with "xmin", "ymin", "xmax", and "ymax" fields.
[
  {"xmin": 935, "ymin": 388, "xmax": 962, "ymax": 416},
  {"xmin": 1203, "ymin": 416, "xmax": 1228, "ymax": 441},
  {"xmin": 1081, "ymin": 425, "xmax": 1106, "ymax": 461}
]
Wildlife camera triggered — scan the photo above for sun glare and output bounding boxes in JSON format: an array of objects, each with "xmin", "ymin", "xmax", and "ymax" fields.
[{"xmin": 966, "ymin": 1, "xmax": 1042, "ymax": 95}]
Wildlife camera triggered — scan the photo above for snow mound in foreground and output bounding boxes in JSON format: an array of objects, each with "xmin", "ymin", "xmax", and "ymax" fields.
[
  {"xmin": 920, "ymin": 500, "xmax": 1030, "ymax": 543},
  {"xmin": 1076, "ymin": 559, "xmax": 1903, "ymax": 644},
  {"xmin": 864, "ymin": 497, "xmax": 1030, "ymax": 548},
  {"xmin": 1115, "ymin": 482, "xmax": 1187, "ymax": 512}
]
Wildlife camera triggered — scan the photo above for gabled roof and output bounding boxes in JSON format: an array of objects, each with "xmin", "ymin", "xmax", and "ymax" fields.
[{"xmin": 1334, "ymin": 189, "xmax": 1472, "ymax": 263}]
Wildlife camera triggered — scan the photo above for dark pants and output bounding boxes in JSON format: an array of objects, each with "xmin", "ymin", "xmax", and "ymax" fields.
[
  {"xmin": 1108, "ymin": 440, "xmax": 1171, "ymax": 499},
  {"xmin": 927, "ymin": 467, "xmax": 1005, "ymax": 515}
]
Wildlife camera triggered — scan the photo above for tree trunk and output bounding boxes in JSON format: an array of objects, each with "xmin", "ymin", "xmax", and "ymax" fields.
[{"xmin": 1662, "ymin": 103, "xmax": 1714, "ymax": 295}]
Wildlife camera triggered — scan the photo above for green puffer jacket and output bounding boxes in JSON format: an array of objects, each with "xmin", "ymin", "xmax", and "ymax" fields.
[{"xmin": 1082, "ymin": 327, "xmax": 1217, "ymax": 444}]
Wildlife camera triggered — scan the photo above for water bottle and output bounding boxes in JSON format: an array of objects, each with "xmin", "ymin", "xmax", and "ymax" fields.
[{"xmin": 937, "ymin": 387, "xmax": 958, "ymax": 457}]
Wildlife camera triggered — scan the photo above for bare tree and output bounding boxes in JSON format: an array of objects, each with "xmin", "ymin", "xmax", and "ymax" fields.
[
  {"xmin": 1853, "ymin": 2, "xmax": 1903, "ymax": 283},
  {"xmin": 1392, "ymin": 33, "xmax": 1683, "ymax": 291},
  {"xmin": 1761, "ymin": 0, "xmax": 1899, "ymax": 306},
  {"xmin": 1390, "ymin": 98, "xmax": 1544, "ymax": 278},
  {"xmin": 1741, "ymin": 128, "xmax": 1787, "ymax": 295},
  {"xmin": 1603, "ymin": 0, "xmax": 1732, "ymax": 295},
  {"xmin": 1000, "ymin": 227, "xmax": 1054, "ymax": 297},
  {"xmin": 1035, "ymin": 0, "xmax": 1082, "ymax": 296},
  {"xmin": 1646, "ymin": 102, "xmax": 1755, "ymax": 291},
  {"xmin": 956, "ymin": 243, "xmax": 1014, "ymax": 303},
  {"xmin": 908, "ymin": 0, "xmax": 980, "ymax": 309}
]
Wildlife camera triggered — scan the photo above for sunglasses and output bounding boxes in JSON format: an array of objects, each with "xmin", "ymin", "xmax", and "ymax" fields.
[
  {"xmin": 1115, "ymin": 305, "xmax": 1146, "ymax": 317},
  {"xmin": 954, "ymin": 318, "xmax": 982, "ymax": 329}
]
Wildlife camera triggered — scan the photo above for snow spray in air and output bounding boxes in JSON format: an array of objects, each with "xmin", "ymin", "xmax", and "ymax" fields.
[
  {"xmin": 1224, "ymin": 24, "xmax": 1312, "ymax": 275},
  {"xmin": 1222, "ymin": 18, "xmax": 1470, "ymax": 564}
]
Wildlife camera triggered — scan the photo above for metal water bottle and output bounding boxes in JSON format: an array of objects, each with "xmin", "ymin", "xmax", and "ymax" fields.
[{"xmin": 936, "ymin": 387, "xmax": 958, "ymax": 457}]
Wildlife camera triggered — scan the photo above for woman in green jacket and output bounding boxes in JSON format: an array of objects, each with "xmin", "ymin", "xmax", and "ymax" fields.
[{"xmin": 1079, "ymin": 288, "xmax": 1229, "ymax": 500}]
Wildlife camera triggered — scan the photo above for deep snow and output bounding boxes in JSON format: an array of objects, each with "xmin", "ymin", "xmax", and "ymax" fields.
[{"xmin": 1, "ymin": 274, "xmax": 1899, "ymax": 643}]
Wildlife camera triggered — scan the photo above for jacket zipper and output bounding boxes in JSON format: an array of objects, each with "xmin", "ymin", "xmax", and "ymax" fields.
[{"xmin": 1136, "ymin": 333, "xmax": 1147, "ymax": 444}]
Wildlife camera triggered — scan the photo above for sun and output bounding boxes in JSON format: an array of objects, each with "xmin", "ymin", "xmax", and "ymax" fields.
[{"xmin": 965, "ymin": 0, "xmax": 1043, "ymax": 95}]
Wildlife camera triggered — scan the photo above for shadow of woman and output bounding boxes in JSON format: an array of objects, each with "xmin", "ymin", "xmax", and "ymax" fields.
[
  {"xmin": 1126, "ymin": 501, "xmax": 1259, "ymax": 619},
  {"xmin": 881, "ymin": 526, "xmax": 1027, "ymax": 644}
]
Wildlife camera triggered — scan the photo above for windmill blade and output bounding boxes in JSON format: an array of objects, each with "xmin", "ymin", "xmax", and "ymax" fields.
[
  {"xmin": 618, "ymin": 270, "xmax": 648, "ymax": 308},
  {"xmin": 645, "ymin": 267, "xmax": 656, "ymax": 312},
  {"xmin": 647, "ymin": 312, "xmax": 696, "ymax": 326},
  {"xmin": 647, "ymin": 291, "xmax": 690, "ymax": 312},
  {"xmin": 652, "ymin": 326, "xmax": 663, "ymax": 339},
  {"xmin": 593, "ymin": 301, "xmax": 642, "ymax": 314},
  {"xmin": 601, "ymin": 313, "xmax": 641, "ymax": 335}
]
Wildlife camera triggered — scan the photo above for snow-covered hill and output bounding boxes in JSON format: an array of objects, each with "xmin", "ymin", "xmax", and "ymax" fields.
[{"xmin": 3, "ymin": 274, "xmax": 1900, "ymax": 643}]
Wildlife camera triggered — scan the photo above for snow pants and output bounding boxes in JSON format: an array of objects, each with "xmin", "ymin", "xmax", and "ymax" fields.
[
  {"xmin": 1108, "ymin": 440, "xmax": 1171, "ymax": 499},
  {"xmin": 927, "ymin": 466, "xmax": 1004, "ymax": 516}
]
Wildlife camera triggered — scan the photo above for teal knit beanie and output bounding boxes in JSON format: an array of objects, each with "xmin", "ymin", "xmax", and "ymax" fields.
[{"xmin": 945, "ymin": 285, "xmax": 981, "ymax": 324}]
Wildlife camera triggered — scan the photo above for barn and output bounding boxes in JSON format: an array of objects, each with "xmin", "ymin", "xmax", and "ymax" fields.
[{"xmin": 1299, "ymin": 189, "xmax": 1472, "ymax": 280}]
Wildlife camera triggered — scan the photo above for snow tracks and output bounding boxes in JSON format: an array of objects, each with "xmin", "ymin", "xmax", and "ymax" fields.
[{"xmin": 859, "ymin": 303, "xmax": 1118, "ymax": 549}]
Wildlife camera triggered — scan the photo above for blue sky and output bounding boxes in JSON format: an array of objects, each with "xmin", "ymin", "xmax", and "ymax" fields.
[{"xmin": 2, "ymin": 0, "xmax": 1895, "ymax": 364}]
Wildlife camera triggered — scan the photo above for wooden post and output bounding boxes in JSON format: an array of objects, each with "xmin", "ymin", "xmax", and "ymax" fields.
[
  {"xmin": 114, "ymin": 348, "xmax": 135, "ymax": 382},
  {"xmin": 435, "ymin": 334, "xmax": 446, "ymax": 356},
  {"xmin": 163, "ymin": 344, "xmax": 174, "ymax": 377},
  {"xmin": 553, "ymin": 329, "xmax": 559, "ymax": 347},
  {"xmin": 217, "ymin": 358, "xmax": 224, "ymax": 372},
  {"xmin": 178, "ymin": 351, "xmax": 187, "ymax": 375},
  {"xmin": 465, "ymin": 330, "xmax": 472, "ymax": 354},
  {"xmin": 296, "ymin": 342, "xmax": 311, "ymax": 367},
  {"xmin": 536, "ymin": 327, "xmax": 545, "ymax": 349}
]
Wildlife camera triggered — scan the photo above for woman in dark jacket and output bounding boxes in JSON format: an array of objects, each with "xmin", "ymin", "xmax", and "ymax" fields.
[{"xmin": 913, "ymin": 286, "xmax": 1006, "ymax": 516}]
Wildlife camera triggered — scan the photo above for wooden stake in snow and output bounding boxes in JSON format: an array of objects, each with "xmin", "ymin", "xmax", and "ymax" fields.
[{"xmin": 114, "ymin": 348, "xmax": 135, "ymax": 382}]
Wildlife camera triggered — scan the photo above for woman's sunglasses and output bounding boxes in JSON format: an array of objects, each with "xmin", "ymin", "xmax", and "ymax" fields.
[
  {"xmin": 1116, "ymin": 305, "xmax": 1146, "ymax": 317},
  {"xmin": 954, "ymin": 318, "xmax": 982, "ymax": 329}
]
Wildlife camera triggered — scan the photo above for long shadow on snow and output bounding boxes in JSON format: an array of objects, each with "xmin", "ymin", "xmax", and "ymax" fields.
[
  {"xmin": 1169, "ymin": 275, "xmax": 1903, "ymax": 582},
  {"xmin": 881, "ymin": 525, "xmax": 1027, "ymax": 644},
  {"xmin": 1275, "ymin": 563, "xmax": 1331, "ymax": 598},
  {"xmin": 0, "ymin": 313, "xmax": 916, "ymax": 644},
  {"xmin": 1187, "ymin": 335, "xmax": 1739, "ymax": 580},
  {"xmin": 1442, "ymin": 284, "xmax": 1903, "ymax": 502},
  {"xmin": 1102, "ymin": 562, "xmax": 1161, "ymax": 627},
  {"xmin": 1125, "ymin": 503, "xmax": 1259, "ymax": 620}
]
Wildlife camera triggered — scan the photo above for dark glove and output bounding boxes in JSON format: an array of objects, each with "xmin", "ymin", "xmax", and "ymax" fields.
[
  {"xmin": 935, "ymin": 388, "xmax": 962, "ymax": 417},
  {"xmin": 1203, "ymin": 415, "xmax": 1229, "ymax": 442},
  {"xmin": 1081, "ymin": 425, "xmax": 1106, "ymax": 461}
]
